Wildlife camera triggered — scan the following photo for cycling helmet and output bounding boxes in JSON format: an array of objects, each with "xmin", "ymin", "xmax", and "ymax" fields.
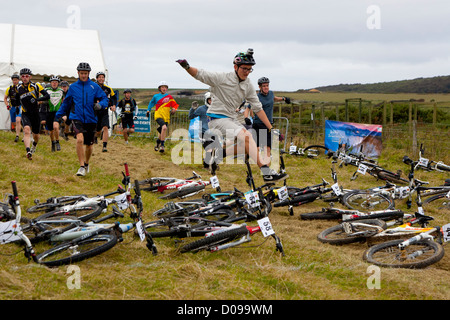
[
  {"xmin": 158, "ymin": 81, "xmax": 169, "ymax": 89},
  {"xmin": 233, "ymin": 48, "xmax": 255, "ymax": 66},
  {"xmin": 60, "ymin": 81, "xmax": 69, "ymax": 87},
  {"xmin": 96, "ymin": 71, "xmax": 106, "ymax": 78},
  {"xmin": 49, "ymin": 76, "xmax": 61, "ymax": 82},
  {"xmin": 257, "ymin": 77, "xmax": 270, "ymax": 86},
  {"xmin": 20, "ymin": 68, "xmax": 32, "ymax": 75},
  {"xmin": 124, "ymin": 89, "xmax": 132, "ymax": 93},
  {"xmin": 76, "ymin": 62, "xmax": 91, "ymax": 71},
  {"xmin": 204, "ymin": 92, "xmax": 211, "ymax": 106},
  {"xmin": 11, "ymin": 74, "xmax": 20, "ymax": 80}
]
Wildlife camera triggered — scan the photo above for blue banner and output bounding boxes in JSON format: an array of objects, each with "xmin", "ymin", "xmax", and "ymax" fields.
[
  {"xmin": 188, "ymin": 116, "xmax": 201, "ymax": 142},
  {"xmin": 134, "ymin": 109, "xmax": 150, "ymax": 133}
]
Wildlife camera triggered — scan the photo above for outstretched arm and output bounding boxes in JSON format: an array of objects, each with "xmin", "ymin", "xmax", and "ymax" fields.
[{"xmin": 176, "ymin": 59, "xmax": 198, "ymax": 77}]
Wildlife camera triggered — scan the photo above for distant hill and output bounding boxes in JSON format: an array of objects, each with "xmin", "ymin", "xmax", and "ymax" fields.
[{"xmin": 304, "ymin": 75, "xmax": 450, "ymax": 94}]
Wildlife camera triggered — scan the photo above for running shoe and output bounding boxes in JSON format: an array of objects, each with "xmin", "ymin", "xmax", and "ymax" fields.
[
  {"xmin": 26, "ymin": 152, "xmax": 32, "ymax": 160},
  {"xmin": 76, "ymin": 167, "xmax": 86, "ymax": 176},
  {"xmin": 262, "ymin": 168, "xmax": 288, "ymax": 182}
]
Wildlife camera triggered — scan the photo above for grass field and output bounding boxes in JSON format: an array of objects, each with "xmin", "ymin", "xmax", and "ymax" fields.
[{"xmin": 0, "ymin": 124, "xmax": 449, "ymax": 302}]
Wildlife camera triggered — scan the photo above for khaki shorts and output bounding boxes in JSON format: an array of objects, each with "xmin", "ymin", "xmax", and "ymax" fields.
[{"xmin": 208, "ymin": 117, "xmax": 245, "ymax": 141}]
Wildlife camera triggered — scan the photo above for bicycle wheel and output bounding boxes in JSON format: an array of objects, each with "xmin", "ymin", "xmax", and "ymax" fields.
[
  {"xmin": 342, "ymin": 190, "xmax": 395, "ymax": 211},
  {"xmin": 303, "ymin": 145, "xmax": 330, "ymax": 159},
  {"xmin": 317, "ymin": 219, "xmax": 387, "ymax": 245},
  {"xmin": 26, "ymin": 195, "xmax": 86, "ymax": 214},
  {"xmin": 136, "ymin": 178, "xmax": 176, "ymax": 192},
  {"xmin": 159, "ymin": 184, "xmax": 206, "ymax": 200},
  {"xmin": 37, "ymin": 232, "xmax": 118, "ymax": 267},
  {"xmin": 179, "ymin": 225, "xmax": 249, "ymax": 253},
  {"xmin": 300, "ymin": 209, "xmax": 342, "ymax": 220},
  {"xmin": 34, "ymin": 204, "xmax": 103, "ymax": 222},
  {"xmin": 376, "ymin": 171, "xmax": 409, "ymax": 185},
  {"xmin": 362, "ymin": 239, "xmax": 445, "ymax": 269},
  {"xmin": 423, "ymin": 193, "xmax": 450, "ymax": 214}
]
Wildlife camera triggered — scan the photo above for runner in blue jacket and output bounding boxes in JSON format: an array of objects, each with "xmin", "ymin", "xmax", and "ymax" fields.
[{"xmin": 54, "ymin": 62, "xmax": 108, "ymax": 176}]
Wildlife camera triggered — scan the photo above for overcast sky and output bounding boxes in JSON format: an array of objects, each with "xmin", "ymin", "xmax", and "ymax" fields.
[{"xmin": 1, "ymin": 0, "xmax": 450, "ymax": 91}]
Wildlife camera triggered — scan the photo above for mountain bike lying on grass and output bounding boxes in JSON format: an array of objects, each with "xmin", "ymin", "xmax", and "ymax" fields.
[
  {"xmin": 177, "ymin": 154, "xmax": 284, "ymax": 256},
  {"xmin": 362, "ymin": 219, "xmax": 448, "ymax": 269},
  {"xmin": 335, "ymin": 145, "xmax": 409, "ymax": 185},
  {"xmin": 287, "ymin": 139, "xmax": 331, "ymax": 159},
  {"xmin": 35, "ymin": 164, "xmax": 158, "ymax": 266},
  {"xmin": 403, "ymin": 143, "xmax": 450, "ymax": 172},
  {"xmin": 316, "ymin": 210, "xmax": 417, "ymax": 245},
  {"xmin": 136, "ymin": 171, "xmax": 218, "ymax": 200},
  {"xmin": 1, "ymin": 165, "xmax": 157, "ymax": 267}
]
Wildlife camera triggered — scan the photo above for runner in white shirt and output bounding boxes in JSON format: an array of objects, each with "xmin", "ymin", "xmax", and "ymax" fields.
[{"xmin": 176, "ymin": 49, "xmax": 287, "ymax": 182}]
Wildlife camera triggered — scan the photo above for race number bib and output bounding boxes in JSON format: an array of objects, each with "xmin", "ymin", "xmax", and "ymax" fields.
[
  {"xmin": 210, "ymin": 176, "xmax": 220, "ymax": 189},
  {"xmin": 257, "ymin": 217, "xmax": 275, "ymax": 237},
  {"xmin": 245, "ymin": 191, "xmax": 260, "ymax": 208},
  {"xmin": 115, "ymin": 193, "xmax": 129, "ymax": 210},
  {"xmin": 277, "ymin": 186, "xmax": 289, "ymax": 201}
]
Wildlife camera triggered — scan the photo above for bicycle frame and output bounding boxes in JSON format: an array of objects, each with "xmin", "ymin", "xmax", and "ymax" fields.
[{"xmin": 1, "ymin": 181, "xmax": 39, "ymax": 262}]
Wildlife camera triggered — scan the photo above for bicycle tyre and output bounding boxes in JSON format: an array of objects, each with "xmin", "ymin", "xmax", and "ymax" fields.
[
  {"xmin": 179, "ymin": 225, "xmax": 249, "ymax": 253},
  {"xmin": 143, "ymin": 217, "xmax": 227, "ymax": 238},
  {"xmin": 362, "ymin": 239, "xmax": 445, "ymax": 269},
  {"xmin": 34, "ymin": 204, "xmax": 103, "ymax": 222},
  {"xmin": 136, "ymin": 178, "xmax": 177, "ymax": 192},
  {"xmin": 26, "ymin": 195, "xmax": 86, "ymax": 213},
  {"xmin": 303, "ymin": 145, "xmax": 330, "ymax": 159},
  {"xmin": 341, "ymin": 210, "xmax": 404, "ymax": 222},
  {"xmin": 37, "ymin": 232, "xmax": 118, "ymax": 267},
  {"xmin": 436, "ymin": 162, "xmax": 450, "ymax": 172},
  {"xmin": 300, "ymin": 209, "xmax": 342, "ymax": 220},
  {"xmin": 159, "ymin": 184, "xmax": 206, "ymax": 200},
  {"xmin": 317, "ymin": 219, "xmax": 387, "ymax": 245},
  {"xmin": 376, "ymin": 171, "xmax": 409, "ymax": 185},
  {"xmin": 273, "ymin": 191, "xmax": 321, "ymax": 207},
  {"xmin": 423, "ymin": 193, "xmax": 450, "ymax": 213},
  {"xmin": 342, "ymin": 190, "xmax": 395, "ymax": 211}
]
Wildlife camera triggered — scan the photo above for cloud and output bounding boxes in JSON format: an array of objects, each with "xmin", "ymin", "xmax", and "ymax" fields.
[{"xmin": 1, "ymin": 0, "xmax": 450, "ymax": 91}]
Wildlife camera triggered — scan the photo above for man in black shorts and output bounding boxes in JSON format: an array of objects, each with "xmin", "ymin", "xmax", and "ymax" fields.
[
  {"xmin": 54, "ymin": 62, "xmax": 108, "ymax": 176},
  {"xmin": 15, "ymin": 68, "xmax": 50, "ymax": 160},
  {"xmin": 95, "ymin": 71, "xmax": 117, "ymax": 152},
  {"xmin": 117, "ymin": 89, "xmax": 138, "ymax": 144}
]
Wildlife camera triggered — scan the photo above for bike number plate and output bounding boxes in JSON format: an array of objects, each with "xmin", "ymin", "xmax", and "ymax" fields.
[
  {"xmin": 277, "ymin": 186, "xmax": 288, "ymax": 201},
  {"xmin": 210, "ymin": 176, "xmax": 220, "ymax": 189},
  {"xmin": 443, "ymin": 223, "xmax": 450, "ymax": 243},
  {"xmin": 0, "ymin": 220, "xmax": 22, "ymax": 244},
  {"xmin": 331, "ymin": 183, "xmax": 343, "ymax": 196},
  {"xmin": 115, "ymin": 193, "xmax": 129, "ymax": 210},
  {"xmin": 135, "ymin": 220, "xmax": 146, "ymax": 242},
  {"xmin": 289, "ymin": 145, "xmax": 297, "ymax": 153},
  {"xmin": 258, "ymin": 217, "xmax": 275, "ymax": 237},
  {"xmin": 419, "ymin": 157, "xmax": 429, "ymax": 167},
  {"xmin": 446, "ymin": 191, "xmax": 450, "ymax": 199},
  {"xmin": 357, "ymin": 163, "xmax": 368, "ymax": 175},
  {"xmin": 245, "ymin": 191, "xmax": 260, "ymax": 208}
]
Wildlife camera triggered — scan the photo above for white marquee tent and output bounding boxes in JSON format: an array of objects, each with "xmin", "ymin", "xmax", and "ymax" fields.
[{"xmin": 0, "ymin": 23, "xmax": 108, "ymax": 130}]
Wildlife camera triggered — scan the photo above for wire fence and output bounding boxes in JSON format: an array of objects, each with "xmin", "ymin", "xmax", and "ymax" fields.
[{"xmin": 116, "ymin": 99, "xmax": 449, "ymax": 161}]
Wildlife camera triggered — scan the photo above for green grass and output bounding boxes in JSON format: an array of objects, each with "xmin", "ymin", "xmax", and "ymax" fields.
[{"xmin": 0, "ymin": 127, "xmax": 449, "ymax": 301}]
